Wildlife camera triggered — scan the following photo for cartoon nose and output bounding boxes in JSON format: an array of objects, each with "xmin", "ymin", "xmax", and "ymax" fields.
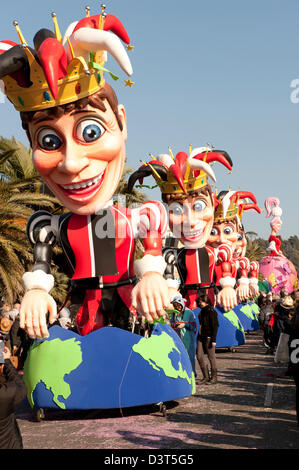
[
  {"xmin": 219, "ymin": 232, "xmax": 228, "ymax": 243},
  {"xmin": 185, "ymin": 208, "xmax": 198, "ymax": 228},
  {"xmin": 57, "ymin": 144, "xmax": 89, "ymax": 174}
]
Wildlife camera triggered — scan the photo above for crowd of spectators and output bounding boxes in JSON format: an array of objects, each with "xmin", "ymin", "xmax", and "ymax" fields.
[
  {"xmin": 258, "ymin": 289, "xmax": 297, "ymax": 354},
  {"xmin": 0, "ymin": 299, "xmax": 79, "ymax": 370},
  {"xmin": 258, "ymin": 287, "xmax": 299, "ymax": 426},
  {"xmin": 0, "ymin": 302, "xmax": 32, "ymax": 371}
]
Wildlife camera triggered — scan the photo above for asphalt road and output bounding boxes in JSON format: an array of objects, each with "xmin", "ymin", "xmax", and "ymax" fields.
[{"xmin": 16, "ymin": 330, "xmax": 299, "ymax": 450}]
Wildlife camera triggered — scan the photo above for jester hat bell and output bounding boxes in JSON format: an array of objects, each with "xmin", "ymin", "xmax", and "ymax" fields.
[
  {"xmin": 128, "ymin": 145, "xmax": 233, "ymax": 196},
  {"xmin": 0, "ymin": 5, "xmax": 133, "ymax": 112}
]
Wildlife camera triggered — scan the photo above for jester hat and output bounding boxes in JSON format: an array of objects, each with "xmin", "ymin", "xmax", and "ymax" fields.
[
  {"xmin": 128, "ymin": 145, "xmax": 233, "ymax": 197},
  {"xmin": 0, "ymin": 5, "xmax": 133, "ymax": 112},
  {"xmin": 214, "ymin": 190, "xmax": 261, "ymax": 225}
]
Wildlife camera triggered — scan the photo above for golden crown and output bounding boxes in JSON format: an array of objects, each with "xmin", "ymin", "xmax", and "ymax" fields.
[
  {"xmin": 214, "ymin": 190, "xmax": 261, "ymax": 222},
  {"xmin": 147, "ymin": 147, "xmax": 210, "ymax": 195},
  {"xmin": 128, "ymin": 145, "xmax": 233, "ymax": 196},
  {"xmin": 0, "ymin": 5, "xmax": 133, "ymax": 112}
]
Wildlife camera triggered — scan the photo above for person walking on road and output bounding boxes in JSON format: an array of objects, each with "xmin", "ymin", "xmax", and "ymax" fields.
[
  {"xmin": 171, "ymin": 296, "xmax": 197, "ymax": 375},
  {"xmin": 196, "ymin": 293, "xmax": 219, "ymax": 385},
  {"xmin": 0, "ymin": 345, "xmax": 27, "ymax": 448}
]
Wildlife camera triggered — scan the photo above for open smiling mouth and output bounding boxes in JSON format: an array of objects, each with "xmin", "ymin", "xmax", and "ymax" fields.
[
  {"xmin": 58, "ymin": 171, "xmax": 106, "ymax": 201},
  {"xmin": 183, "ymin": 228, "xmax": 204, "ymax": 241}
]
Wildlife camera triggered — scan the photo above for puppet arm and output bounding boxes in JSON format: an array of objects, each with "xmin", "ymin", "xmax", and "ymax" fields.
[
  {"xmin": 20, "ymin": 211, "xmax": 59, "ymax": 339},
  {"xmin": 162, "ymin": 247, "xmax": 180, "ymax": 300},
  {"xmin": 249, "ymin": 260, "xmax": 259, "ymax": 297},
  {"xmin": 131, "ymin": 201, "xmax": 170, "ymax": 322},
  {"xmin": 236, "ymin": 257, "xmax": 250, "ymax": 302},
  {"xmin": 216, "ymin": 244, "xmax": 238, "ymax": 311}
]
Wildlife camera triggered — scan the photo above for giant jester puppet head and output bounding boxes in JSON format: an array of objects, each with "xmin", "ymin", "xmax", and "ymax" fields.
[
  {"xmin": 0, "ymin": 5, "xmax": 133, "ymax": 215},
  {"xmin": 207, "ymin": 190, "xmax": 261, "ymax": 257},
  {"xmin": 128, "ymin": 145, "xmax": 233, "ymax": 249}
]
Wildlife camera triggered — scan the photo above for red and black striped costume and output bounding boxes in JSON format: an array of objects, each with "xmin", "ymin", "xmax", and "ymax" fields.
[
  {"xmin": 163, "ymin": 243, "xmax": 235, "ymax": 309},
  {"xmin": 26, "ymin": 201, "xmax": 167, "ymax": 335}
]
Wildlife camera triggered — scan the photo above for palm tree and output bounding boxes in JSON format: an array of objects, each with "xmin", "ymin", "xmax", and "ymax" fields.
[
  {"xmin": 0, "ymin": 137, "xmax": 37, "ymax": 181},
  {"xmin": 245, "ymin": 232, "xmax": 266, "ymax": 262},
  {"xmin": 0, "ymin": 137, "xmax": 62, "ymax": 305},
  {"xmin": 0, "ymin": 179, "xmax": 60, "ymax": 304},
  {"xmin": 50, "ymin": 268, "xmax": 70, "ymax": 306}
]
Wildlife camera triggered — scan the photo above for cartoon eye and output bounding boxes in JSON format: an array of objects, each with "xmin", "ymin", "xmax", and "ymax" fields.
[
  {"xmin": 170, "ymin": 203, "xmax": 183, "ymax": 215},
  {"xmin": 76, "ymin": 119, "xmax": 105, "ymax": 143},
  {"xmin": 193, "ymin": 200, "xmax": 206, "ymax": 212},
  {"xmin": 237, "ymin": 233, "xmax": 243, "ymax": 241},
  {"xmin": 210, "ymin": 227, "xmax": 218, "ymax": 236},
  {"xmin": 224, "ymin": 226, "xmax": 234, "ymax": 235},
  {"xmin": 37, "ymin": 128, "xmax": 62, "ymax": 151}
]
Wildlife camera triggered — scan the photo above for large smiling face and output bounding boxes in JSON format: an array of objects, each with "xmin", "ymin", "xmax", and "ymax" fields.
[
  {"xmin": 28, "ymin": 99, "xmax": 127, "ymax": 215},
  {"xmin": 167, "ymin": 189, "xmax": 214, "ymax": 249}
]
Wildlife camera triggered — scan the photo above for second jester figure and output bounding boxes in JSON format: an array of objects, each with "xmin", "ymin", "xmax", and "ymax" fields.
[{"xmin": 128, "ymin": 145, "xmax": 239, "ymax": 311}]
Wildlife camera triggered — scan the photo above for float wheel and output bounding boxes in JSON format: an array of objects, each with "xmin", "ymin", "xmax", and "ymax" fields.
[
  {"xmin": 35, "ymin": 408, "xmax": 45, "ymax": 422},
  {"xmin": 157, "ymin": 402, "xmax": 167, "ymax": 417}
]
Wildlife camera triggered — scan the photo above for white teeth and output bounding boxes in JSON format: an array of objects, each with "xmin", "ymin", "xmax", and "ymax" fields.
[
  {"xmin": 61, "ymin": 173, "xmax": 103, "ymax": 191},
  {"xmin": 184, "ymin": 229, "xmax": 203, "ymax": 238}
]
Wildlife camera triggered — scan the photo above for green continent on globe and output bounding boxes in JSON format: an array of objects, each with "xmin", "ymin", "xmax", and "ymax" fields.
[
  {"xmin": 240, "ymin": 304, "xmax": 255, "ymax": 319},
  {"xmin": 132, "ymin": 331, "xmax": 195, "ymax": 393},
  {"xmin": 223, "ymin": 310, "xmax": 244, "ymax": 332},
  {"xmin": 250, "ymin": 303, "xmax": 260, "ymax": 315},
  {"xmin": 23, "ymin": 338, "xmax": 83, "ymax": 409}
]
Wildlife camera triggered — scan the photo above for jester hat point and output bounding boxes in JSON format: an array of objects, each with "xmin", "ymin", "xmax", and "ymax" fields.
[
  {"xmin": 214, "ymin": 190, "xmax": 261, "ymax": 225},
  {"xmin": 0, "ymin": 4, "xmax": 133, "ymax": 112},
  {"xmin": 128, "ymin": 145, "xmax": 233, "ymax": 196}
]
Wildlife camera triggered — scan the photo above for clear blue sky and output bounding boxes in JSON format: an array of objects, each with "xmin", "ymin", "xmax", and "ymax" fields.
[{"xmin": 0, "ymin": 0, "xmax": 298, "ymax": 239}]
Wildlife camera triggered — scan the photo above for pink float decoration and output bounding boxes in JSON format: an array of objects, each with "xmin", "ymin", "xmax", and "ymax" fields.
[{"xmin": 259, "ymin": 197, "xmax": 298, "ymax": 293}]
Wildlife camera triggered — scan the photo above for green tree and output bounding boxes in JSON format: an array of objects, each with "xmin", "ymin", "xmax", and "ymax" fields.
[
  {"xmin": 245, "ymin": 231, "xmax": 267, "ymax": 261},
  {"xmin": 0, "ymin": 137, "xmax": 63, "ymax": 305},
  {"xmin": 0, "ymin": 137, "xmax": 37, "ymax": 182}
]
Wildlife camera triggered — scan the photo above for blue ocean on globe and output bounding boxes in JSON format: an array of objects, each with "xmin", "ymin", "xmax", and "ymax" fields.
[
  {"xmin": 194, "ymin": 306, "xmax": 245, "ymax": 349},
  {"xmin": 234, "ymin": 302, "xmax": 259, "ymax": 332},
  {"xmin": 23, "ymin": 322, "xmax": 195, "ymax": 411}
]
